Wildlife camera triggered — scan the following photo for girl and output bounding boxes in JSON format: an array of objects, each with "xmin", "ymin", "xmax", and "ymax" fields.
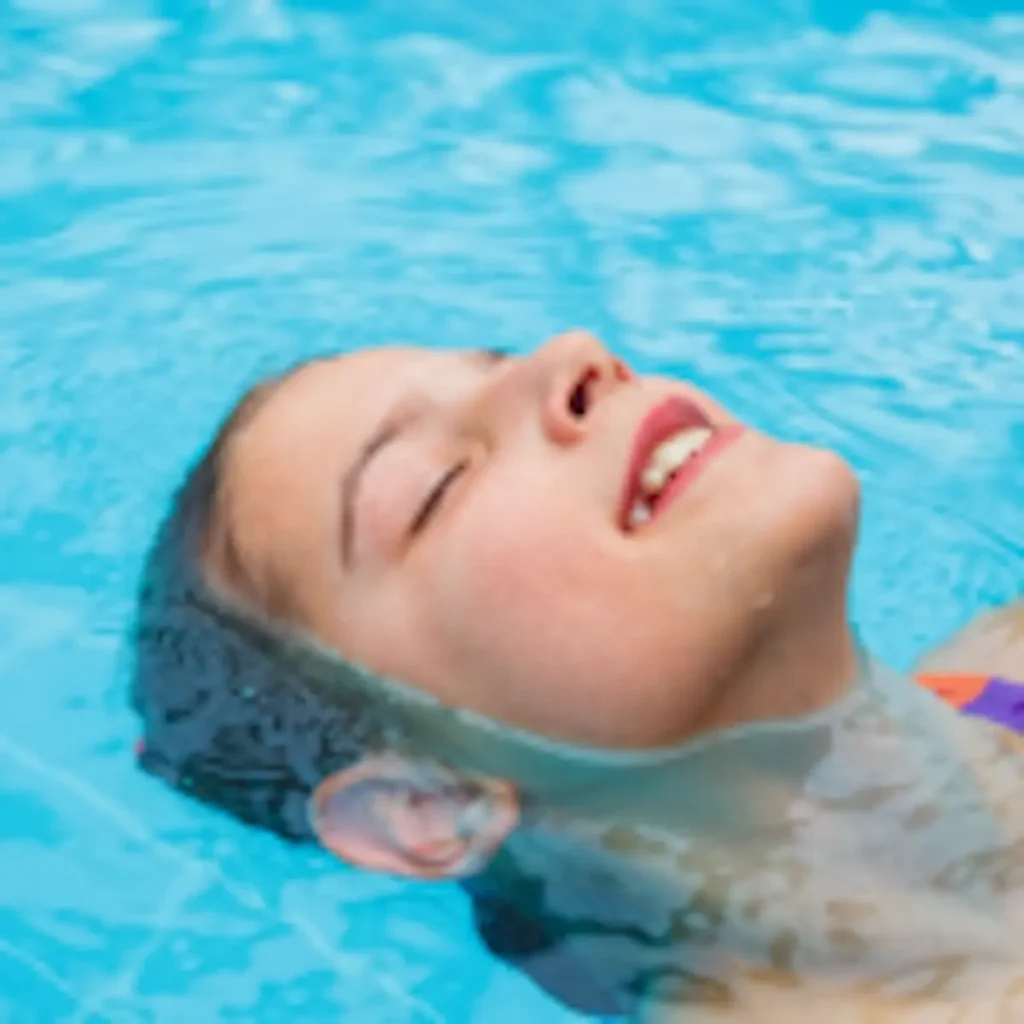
[{"xmin": 132, "ymin": 331, "xmax": 1024, "ymax": 1021}]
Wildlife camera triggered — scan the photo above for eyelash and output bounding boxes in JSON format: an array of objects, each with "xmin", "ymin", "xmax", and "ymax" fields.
[
  {"xmin": 410, "ymin": 461, "xmax": 468, "ymax": 534},
  {"xmin": 404, "ymin": 354, "xmax": 504, "ymax": 538}
]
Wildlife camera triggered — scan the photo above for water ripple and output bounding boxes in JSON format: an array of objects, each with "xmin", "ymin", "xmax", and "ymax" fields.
[{"xmin": 1, "ymin": 1, "xmax": 1021, "ymax": 1020}]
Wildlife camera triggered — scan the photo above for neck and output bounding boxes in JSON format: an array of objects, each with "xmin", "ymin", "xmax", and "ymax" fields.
[{"xmin": 696, "ymin": 553, "xmax": 860, "ymax": 740}]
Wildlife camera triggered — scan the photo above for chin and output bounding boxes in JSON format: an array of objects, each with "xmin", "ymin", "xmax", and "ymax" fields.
[{"xmin": 771, "ymin": 443, "xmax": 861, "ymax": 576}]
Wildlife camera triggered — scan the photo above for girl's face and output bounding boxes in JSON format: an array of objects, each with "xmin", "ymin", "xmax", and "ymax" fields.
[{"xmin": 207, "ymin": 332, "xmax": 860, "ymax": 749}]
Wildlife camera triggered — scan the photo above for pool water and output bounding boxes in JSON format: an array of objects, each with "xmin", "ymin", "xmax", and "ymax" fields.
[{"xmin": 1, "ymin": 0, "xmax": 1022, "ymax": 1020}]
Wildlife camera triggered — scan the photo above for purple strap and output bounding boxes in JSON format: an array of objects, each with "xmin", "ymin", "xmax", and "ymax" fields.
[{"xmin": 961, "ymin": 677, "xmax": 1024, "ymax": 733}]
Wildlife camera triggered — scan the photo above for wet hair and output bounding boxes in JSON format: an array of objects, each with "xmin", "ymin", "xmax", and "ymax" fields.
[{"xmin": 130, "ymin": 364, "xmax": 388, "ymax": 841}]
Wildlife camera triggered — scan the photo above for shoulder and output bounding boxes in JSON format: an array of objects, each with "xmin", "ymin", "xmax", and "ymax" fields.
[{"xmin": 914, "ymin": 601, "xmax": 1024, "ymax": 681}]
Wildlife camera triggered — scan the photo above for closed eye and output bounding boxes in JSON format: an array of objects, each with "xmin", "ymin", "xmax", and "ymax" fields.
[{"xmin": 410, "ymin": 461, "xmax": 468, "ymax": 534}]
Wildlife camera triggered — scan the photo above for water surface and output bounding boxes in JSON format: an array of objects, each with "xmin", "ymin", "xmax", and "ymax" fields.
[{"xmin": 1, "ymin": 0, "xmax": 1022, "ymax": 1020}]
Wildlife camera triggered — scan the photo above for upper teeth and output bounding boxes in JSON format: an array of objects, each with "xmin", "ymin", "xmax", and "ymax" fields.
[
  {"xmin": 628, "ymin": 427, "xmax": 713, "ymax": 528},
  {"xmin": 641, "ymin": 428, "xmax": 713, "ymax": 495}
]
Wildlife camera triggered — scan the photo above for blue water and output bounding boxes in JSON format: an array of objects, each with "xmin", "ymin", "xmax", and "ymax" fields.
[{"xmin": 1, "ymin": 0, "xmax": 1022, "ymax": 1020}]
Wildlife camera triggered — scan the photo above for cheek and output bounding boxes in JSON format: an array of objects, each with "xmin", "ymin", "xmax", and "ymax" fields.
[
  {"xmin": 411, "ymin": 489, "xmax": 698, "ymax": 743},
  {"xmin": 431, "ymin": 492, "xmax": 617, "ymax": 661},
  {"xmin": 415, "ymin": 494, "xmax": 615, "ymax": 703}
]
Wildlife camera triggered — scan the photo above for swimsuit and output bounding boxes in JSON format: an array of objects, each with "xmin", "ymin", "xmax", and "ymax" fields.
[{"xmin": 916, "ymin": 673, "xmax": 1024, "ymax": 733}]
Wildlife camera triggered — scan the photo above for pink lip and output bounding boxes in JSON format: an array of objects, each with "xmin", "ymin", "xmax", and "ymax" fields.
[{"xmin": 619, "ymin": 397, "xmax": 743, "ymax": 531}]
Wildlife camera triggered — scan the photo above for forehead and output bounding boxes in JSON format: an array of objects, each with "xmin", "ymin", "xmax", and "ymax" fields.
[
  {"xmin": 231, "ymin": 346, "xmax": 446, "ymax": 472},
  {"xmin": 272, "ymin": 345, "xmax": 440, "ymax": 430}
]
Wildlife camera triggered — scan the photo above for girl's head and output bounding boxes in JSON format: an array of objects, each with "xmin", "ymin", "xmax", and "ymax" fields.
[{"xmin": 133, "ymin": 331, "xmax": 860, "ymax": 877}]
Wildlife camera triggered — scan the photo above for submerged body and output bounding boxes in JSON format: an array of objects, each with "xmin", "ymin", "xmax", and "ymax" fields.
[{"xmin": 468, "ymin": 659, "xmax": 1024, "ymax": 1021}]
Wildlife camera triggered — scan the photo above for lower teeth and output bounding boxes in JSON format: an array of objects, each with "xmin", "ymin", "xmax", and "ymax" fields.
[{"xmin": 629, "ymin": 504, "xmax": 651, "ymax": 528}]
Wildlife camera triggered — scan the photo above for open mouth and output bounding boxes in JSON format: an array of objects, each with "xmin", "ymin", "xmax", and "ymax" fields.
[{"xmin": 619, "ymin": 396, "xmax": 742, "ymax": 532}]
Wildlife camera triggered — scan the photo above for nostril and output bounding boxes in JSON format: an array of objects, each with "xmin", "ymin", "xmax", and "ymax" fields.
[
  {"xmin": 612, "ymin": 359, "xmax": 632, "ymax": 383},
  {"xmin": 568, "ymin": 369, "xmax": 597, "ymax": 418},
  {"xmin": 568, "ymin": 382, "xmax": 587, "ymax": 417}
]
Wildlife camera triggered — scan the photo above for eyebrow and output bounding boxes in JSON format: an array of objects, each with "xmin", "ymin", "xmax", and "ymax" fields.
[{"xmin": 339, "ymin": 347, "xmax": 508, "ymax": 568}]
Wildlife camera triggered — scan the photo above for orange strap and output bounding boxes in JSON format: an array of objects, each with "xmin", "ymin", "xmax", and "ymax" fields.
[{"xmin": 914, "ymin": 673, "xmax": 990, "ymax": 710}]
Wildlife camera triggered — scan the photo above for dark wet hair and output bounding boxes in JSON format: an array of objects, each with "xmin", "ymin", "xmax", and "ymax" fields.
[{"xmin": 130, "ymin": 365, "xmax": 389, "ymax": 841}]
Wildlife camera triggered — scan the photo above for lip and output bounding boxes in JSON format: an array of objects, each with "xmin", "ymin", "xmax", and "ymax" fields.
[{"xmin": 619, "ymin": 396, "xmax": 742, "ymax": 532}]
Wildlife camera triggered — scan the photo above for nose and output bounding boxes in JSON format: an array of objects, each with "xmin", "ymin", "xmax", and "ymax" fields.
[
  {"xmin": 538, "ymin": 330, "xmax": 632, "ymax": 445},
  {"xmin": 466, "ymin": 329, "xmax": 631, "ymax": 447}
]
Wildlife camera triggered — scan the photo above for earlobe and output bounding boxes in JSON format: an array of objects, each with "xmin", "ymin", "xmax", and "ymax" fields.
[{"xmin": 309, "ymin": 753, "xmax": 519, "ymax": 880}]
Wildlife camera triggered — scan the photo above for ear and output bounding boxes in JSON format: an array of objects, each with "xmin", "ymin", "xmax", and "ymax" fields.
[{"xmin": 309, "ymin": 753, "xmax": 520, "ymax": 880}]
